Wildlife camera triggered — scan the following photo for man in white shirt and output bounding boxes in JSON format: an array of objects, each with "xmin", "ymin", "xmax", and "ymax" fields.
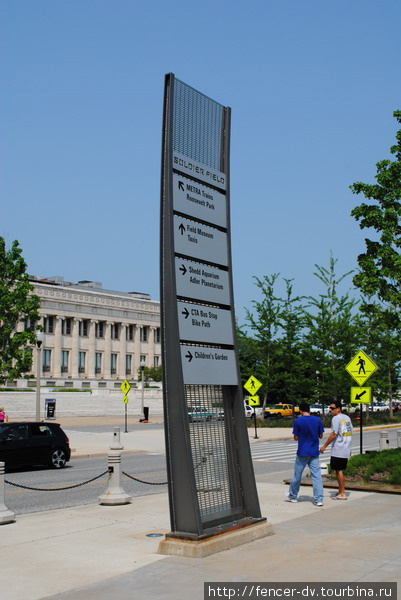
[{"xmin": 320, "ymin": 400, "xmax": 353, "ymax": 500}]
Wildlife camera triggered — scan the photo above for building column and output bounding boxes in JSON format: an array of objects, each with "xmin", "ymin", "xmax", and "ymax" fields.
[
  {"xmin": 71, "ymin": 318, "xmax": 81, "ymax": 378},
  {"xmin": 119, "ymin": 324, "xmax": 127, "ymax": 379},
  {"xmin": 133, "ymin": 325, "xmax": 141, "ymax": 378},
  {"xmin": 104, "ymin": 321, "xmax": 113, "ymax": 379},
  {"xmin": 53, "ymin": 316, "xmax": 63, "ymax": 378},
  {"xmin": 148, "ymin": 326, "xmax": 155, "ymax": 368},
  {"xmin": 88, "ymin": 320, "xmax": 97, "ymax": 378}
]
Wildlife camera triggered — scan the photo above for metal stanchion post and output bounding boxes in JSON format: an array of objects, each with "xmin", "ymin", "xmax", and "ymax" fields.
[
  {"xmin": 379, "ymin": 431, "xmax": 389, "ymax": 451},
  {"xmin": 99, "ymin": 430, "xmax": 131, "ymax": 505},
  {"xmin": 0, "ymin": 462, "xmax": 15, "ymax": 524},
  {"xmin": 397, "ymin": 430, "xmax": 401, "ymax": 448}
]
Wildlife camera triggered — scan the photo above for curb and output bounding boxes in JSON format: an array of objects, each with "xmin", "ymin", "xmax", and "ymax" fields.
[{"xmin": 283, "ymin": 478, "xmax": 401, "ymax": 495}]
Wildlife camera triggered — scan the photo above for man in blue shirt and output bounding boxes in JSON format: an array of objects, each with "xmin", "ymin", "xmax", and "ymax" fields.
[{"xmin": 285, "ymin": 401, "xmax": 325, "ymax": 506}]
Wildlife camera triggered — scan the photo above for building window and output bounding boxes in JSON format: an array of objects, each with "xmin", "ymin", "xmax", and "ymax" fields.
[
  {"xmin": 61, "ymin": 351, "xmax": 69, "ymax": 373},
  {"xmin": 140, "ymin": 327, "xmax": 148, "ymax": 342},
  {"xmin": 24, "ymin": 318, "xmax": 36, "ymax": 331},
  {"xmin": 79, "ymin": 320, "xmax": 88, "ymax": 337},
  {"xmin": 111, "ymin": 353, "xmax": 117, "ymax": 374},
  {"xmin": 43, "ymin": 316, "xmax": 54, "ymax": 333},
  {"xmin": 111, "ymin": 324, "xmax": 119, "ymax": 339},
  {"xmin": 125, "ymin": 355, "xmax": 132, "ymax": 375},
  {"xmin": 78, "ymin": 352, "xmax": 86, "ymax": 373},
  {"xmin": 61, "ymin": 318, "xmax": 72, "ymax": 335},
  {"xmin": 126, "ymin": 325, "xmax": 134, "ymax": 341},
  {"xmin": 95, "ymin": 322, "xmax": 104, "ymax": 338},
  {"xmin": 95, "ymin": 353, "xmax": 102, "ymax": 374},
  {"xmin": 42, "ymin": 349, "xmax": 51, "ymax": 372},
  {"xmin": 155, "ymin": 328, "xmax": 161, "ymax": 343},
  {"xmin": 153, "ymin": 356, "xmax": 160, "ymax": 367}
]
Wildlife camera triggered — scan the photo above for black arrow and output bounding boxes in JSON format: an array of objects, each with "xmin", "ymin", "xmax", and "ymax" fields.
[
  {"xmin": 185, "ymin": 350, "xmax": 193, "ymax": 362},
  {"xmin": 182, "ymin": 307, "xmax": 189, "ymax": 319},
  {"xmin": 355, "ymin": 390, "xmax": 367, "ymax": 401},
  {"xmin": 178, "ymin": 180, "xmax": 184, "ymax": 191},
  {"xmin": 179, "ymin": 264, "xmax": 187, "ymax": 275},
  {"xmin": 179, "ymin": 223, "xmax": 185, "ymax": 235}
]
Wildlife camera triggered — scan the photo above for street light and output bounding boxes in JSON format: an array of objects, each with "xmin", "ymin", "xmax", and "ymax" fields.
[
  {"xmin": 35, "ymin": 331, "xmax": 45, "ymax": 421},
  {"xmin": 140, "ymin": 356, "xmax": 146, "ymax": 420}
]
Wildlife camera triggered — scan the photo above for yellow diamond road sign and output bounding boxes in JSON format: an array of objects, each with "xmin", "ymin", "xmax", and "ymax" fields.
[
  {"xmin": 244, "ymin": 376, "xmax": 262, "ymax": 395},
  {"xmin": 350, "ymin": 387, "xmax": 371, "ymax": 404},
  {"xmin": 120, "ymin": 379, "xmax": 131, "ymax": 395},
  {"xmin": 345, "ymin": 350, "xmax": 378, "ymax": 386},
  {"xmin": 248, "ymin": 395, "xmax": 260, "ymax": 406}
]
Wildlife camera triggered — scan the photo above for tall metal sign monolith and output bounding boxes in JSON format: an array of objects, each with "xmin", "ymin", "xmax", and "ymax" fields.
[{"xmin": 160, "ymin": 74, "xmax": 270, "ymax": 553}]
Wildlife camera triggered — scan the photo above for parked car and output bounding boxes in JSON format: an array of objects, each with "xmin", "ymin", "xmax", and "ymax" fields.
[
  {"xmin": 264, "ymin": 404, "xmax": 300, "ymax": 419},
  {"xmin": 0, "ymin": 422, "xmax": 71, "ymax": 469},
  {"xmin": 369, "ymin": 402, "xmax": 389, "ymax": 413},
  {"xmin": 309, "ymin": 403, "xmax": 324, "ymax": 415},
  {"xmin": 187, "ymin": 407, "xmax": 215, "ymax": 422}
]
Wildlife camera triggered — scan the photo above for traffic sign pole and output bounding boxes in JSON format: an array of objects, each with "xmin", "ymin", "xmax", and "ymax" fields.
[{"xmin": 360, "ymin": 403, "xmax": 363, "ymax": 455}]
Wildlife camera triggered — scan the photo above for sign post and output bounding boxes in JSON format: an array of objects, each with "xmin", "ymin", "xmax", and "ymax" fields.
[
  {"xmin": 346, "ymin": 350, "xmax": 378, "ymax": 454},
  {"xmin": 120, "ymin": 379, "xmax": 131, "ymax": 433},
  {"xmin": 244, "ymin": 377, "xmax": 262, "ymax": 440}
]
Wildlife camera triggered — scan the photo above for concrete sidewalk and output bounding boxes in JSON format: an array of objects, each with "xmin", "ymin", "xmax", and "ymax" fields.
[{"xmin": 2, "ymin": 421, "xmax": 401, "ymax": 600}]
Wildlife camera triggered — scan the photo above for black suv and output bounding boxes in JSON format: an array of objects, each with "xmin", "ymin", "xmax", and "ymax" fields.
[{"xmin": 0, "ymin": 422, "xmax": 71, "ymax": 469}]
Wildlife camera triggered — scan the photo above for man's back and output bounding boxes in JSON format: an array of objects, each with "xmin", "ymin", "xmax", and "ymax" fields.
[{"xmin": 293, "ymin": 415, "xmax": 324, "ymax": 456}]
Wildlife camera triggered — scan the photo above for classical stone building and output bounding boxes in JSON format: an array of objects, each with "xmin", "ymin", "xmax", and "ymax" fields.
[{"xmin": 19, "ymin": 276, "xmax": 161, "ymax": 390}]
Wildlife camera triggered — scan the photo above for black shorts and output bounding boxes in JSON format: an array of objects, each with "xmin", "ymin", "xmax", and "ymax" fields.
[{"xmin": 330, "ymin": 456, "xmax": 348, "ymax": 471}]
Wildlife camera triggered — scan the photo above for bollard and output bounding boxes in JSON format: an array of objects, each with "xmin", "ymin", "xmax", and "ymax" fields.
[
  {"xmin": 99, "ymin": 432, "xmax": 131, "ymax": 506},
  {"xmin": 379, "ymin": 431, "xmax": 389, "ymax": 451},
  {"xmin": 320, "ymin": 463, "xmax": 328, "ymax": 476},
  {"xmin": 110, "ymin": 426, "xmax": 124, "ymax": 450},
  {"xmin": 397, "ymin": 430, "xmax": 401, "ymax": 448},
  {"xmin": 0, "ymin": 462, "xmax": 16, "ymax": 524}
]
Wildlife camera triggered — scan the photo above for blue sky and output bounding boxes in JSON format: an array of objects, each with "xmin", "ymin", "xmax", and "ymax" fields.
[{"xmin": 1, "ymin": 0, "xmax": 400, "ymax": 324}]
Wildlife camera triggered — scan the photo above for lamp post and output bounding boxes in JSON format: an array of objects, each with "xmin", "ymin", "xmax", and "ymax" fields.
[
  {"xmin": 140, "ymin": 356, "xmax": 146, "ymax": 420},
  {"xmin": 35, "ymin": 332, "xmax": 44, "ymax": 421}
]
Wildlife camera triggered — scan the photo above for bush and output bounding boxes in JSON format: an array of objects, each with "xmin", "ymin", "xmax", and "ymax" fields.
[{"xmin": 346, "ymin": 448, "xmax": 401, "ymax": 483}]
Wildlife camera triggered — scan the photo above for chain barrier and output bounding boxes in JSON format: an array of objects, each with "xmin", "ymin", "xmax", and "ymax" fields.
[
  {"xmin": 5, "ymin": 471, "xmax": 108, "ymax": 492},
  {"xmin": 122, "ymin": 471, "xmax": 167, "ymax": 486}
]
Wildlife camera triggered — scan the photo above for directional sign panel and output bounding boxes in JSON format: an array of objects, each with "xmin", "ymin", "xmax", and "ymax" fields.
[
  {"xmin": 248, "ymin": 395, "xmax": 260, "ymax": 406},
  {"xmin": 174, "ymin": 215, "xmax": 228, "ymax": 266},
  {"xmin": 350, "ymin": 387, "xmax": 372, "ymax": 404},
  {"xmin": 345, "ymin": 350, "xmax": 378, "ymax": 386},
  {"xmin": 173, "ymin": 173, "xmax": 227, "ymax": 228},
  {"xmin": 180, "ymin": 345, "xmax": 238, "ymax": 385},
  {"xmin": 175, "ymin": 258, "xmax": 230, "ymax": 305},
  {"xmin": 173, "ymin": 151, "xmax": 226, "ymax": 190},
  {"xmin": 178, "ymin": 301, "xmax": 234, "ymax": 345},
  {"xmin": 244, "ymin": 376, "xmax": 262, "ymax": 395}
]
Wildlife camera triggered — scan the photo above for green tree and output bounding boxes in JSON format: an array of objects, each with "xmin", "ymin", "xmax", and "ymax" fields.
[
  {"xmin": 137, "ymin": 365, "xmax": 163, "ymax": 384},
  {"xmin": 350, "ymin": 110, "xmax": 401, "ymax": 309},
  {"xmin": 350, "ymin": 111, "xmax": 401, "ymax": 414},
  {"xmin": 0, "ymin": 238, "xmax": 40, "ymax": 384},
  {"xmin": 245, "ymin": 274, "xmax": 282, "ymax": 406},
  {"xmin": 303, "ymin": 254, "xmax": 361, "ymax": 405}
]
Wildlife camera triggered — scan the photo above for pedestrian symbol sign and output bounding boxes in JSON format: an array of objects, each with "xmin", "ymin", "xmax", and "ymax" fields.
[
  {"xmin": 345, "ymin": 350, "xmax": 378, "ymax": 386},
  {"xmin": 244, "ymin": 376, "xmax": 262, "ymax": 395},
  {"xmin": 248, "ymin": 395, "xmax": 260, "ymax": 406},
  {"xmin": 120, "ymin": 379, "xmax": 131, "ymax": 395},
  {"xmin": 350, "ymin": 387, "xmax": 371, "ymax": 404}
]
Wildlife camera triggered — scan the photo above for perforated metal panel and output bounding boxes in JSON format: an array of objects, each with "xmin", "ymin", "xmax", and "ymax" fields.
[{"xmin": 173, "ymin": 78, "xmax": 224, "ymax": 172}]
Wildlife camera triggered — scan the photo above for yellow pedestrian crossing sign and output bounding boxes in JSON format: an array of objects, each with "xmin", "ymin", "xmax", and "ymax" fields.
[
  {"xmin": 120, "ymin": 379, "xmax": 131, "ymax": 395},
  {"xmin": 345, "ymin": 350, "xmax": 378, "ymax": 386},
  {"xmin": 248, "ymin": 395, "xmax": 260, "ymax": 406},
  {"xmin": 350, "ymin": 387, "xmax": 371, "ymax": 404},
  {"xmin": 244, "ymin": 376, "xmax": 262, "ymax": 395}
]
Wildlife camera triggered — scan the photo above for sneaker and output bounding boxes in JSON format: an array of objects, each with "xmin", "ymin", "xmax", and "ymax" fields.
[
  {"xmin": 314, "ymin": 501, "xmax": 323, "ymax": 507},
  {"xmin": 285, "ymin": 492, "xmax": 297, "ymax": 503}
]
